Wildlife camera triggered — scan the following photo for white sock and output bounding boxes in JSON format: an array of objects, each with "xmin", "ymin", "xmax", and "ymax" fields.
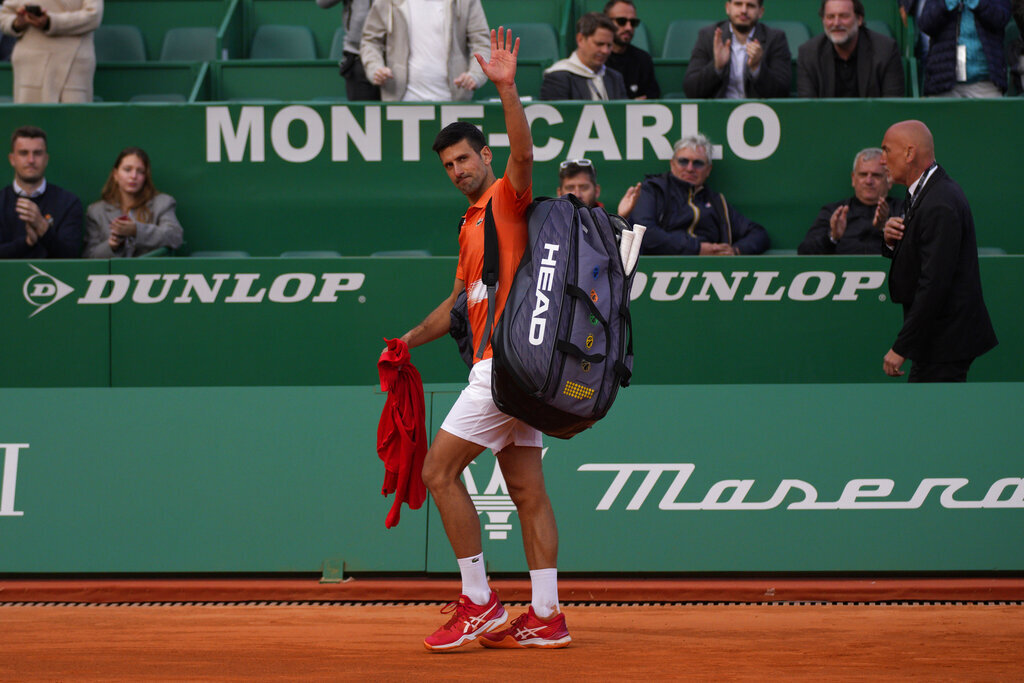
[
  {"xmin": 530, "ymin": 568, "xmax": 559, "ymax": 619},
  {"xmin": 457, "ymin": 553, "xmax": 490, "ymax": 606}
]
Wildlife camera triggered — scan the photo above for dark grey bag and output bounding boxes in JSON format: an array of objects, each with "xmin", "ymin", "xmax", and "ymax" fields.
[{"xmin": 490, "ymin": 195, "xmax": 635, "ymax": 439}]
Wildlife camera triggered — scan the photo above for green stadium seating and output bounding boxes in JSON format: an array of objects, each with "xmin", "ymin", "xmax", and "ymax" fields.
[
  {"xmin": 161, "ymin": 26, "xmax": 218, "ymax": 61},
  {"xmin": 249, "ymin": 24, "xmax": 316, "ymax": 60},
  {"xmin": 769, "ymin": 20, "xmax": 811, "ymax": 54},
  {"xmin": 190, "ymin": 250, "xmax": 252, "ymax": 257},
  {"xmin": 213, "ymin": 61, "xmax": 342, "ymax": 100},
  {"xmin": 631, "ymin": 21, "xmax": 651, "ymax": 54},
  {"xmin": 329, "ymin": 26, "xmax": 346, "ymax": 61},
  {"xmin": 865, "ymin": 19, "xmax": 894, "ymax": 39},
  {"xmin": 661, "ymin": 19, "xmax": 707, "ymax": 59},
  {"xmin": 503, "ymin": 22, "xmax": 561, "ymax": 62},
  {"xmin": 95, "ymin": 24, "xmax": 148, "ymax": 62},
  {"xmin": 129, "ymin": 93, "xmax": 187, "ymax": 102}
]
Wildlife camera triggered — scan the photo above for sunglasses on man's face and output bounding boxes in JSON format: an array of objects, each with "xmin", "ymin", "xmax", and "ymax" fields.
[
  {"xmin": 672, "ymin": 156, "xmax": 707, "ymax": 169},
  {"xmin": 612, "ymin": 17, "xmax": 641, "ymax": 28}
]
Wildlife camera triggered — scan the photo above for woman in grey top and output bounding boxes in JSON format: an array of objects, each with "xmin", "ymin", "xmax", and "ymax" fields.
[{"xmin": 83, "ymin": 147, "xmax": 183, "ymax": 257}]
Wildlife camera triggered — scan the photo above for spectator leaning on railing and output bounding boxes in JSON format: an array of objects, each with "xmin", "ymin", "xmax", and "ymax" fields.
[{"xmin": 0, "ymin": 0, "xmax": 103, "ymax": 103}]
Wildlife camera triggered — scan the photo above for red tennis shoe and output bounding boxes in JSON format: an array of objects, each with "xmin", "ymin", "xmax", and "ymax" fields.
[
  {"xmin": 479, "ymin": 606, "xmax": 571, "ymax": 649},
  {"xmin": 423, "ymin": 591, "xmax": 508, "ymax": 652}
]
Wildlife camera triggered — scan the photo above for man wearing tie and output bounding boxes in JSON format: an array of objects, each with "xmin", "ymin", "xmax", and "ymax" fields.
[{"xmin": 880, "ymin": 120, "xmax": 997, "ymax": 381}]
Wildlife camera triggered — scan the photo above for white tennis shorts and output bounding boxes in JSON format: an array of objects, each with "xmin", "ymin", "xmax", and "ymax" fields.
[{"xmin": 440, "ymin": 358, "xmax": 543, "ymax": 453}]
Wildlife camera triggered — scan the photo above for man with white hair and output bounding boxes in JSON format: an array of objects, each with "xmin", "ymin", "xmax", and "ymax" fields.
[
  {"xmin": 797, "ymin": 0, "xmax": 905, "ymax": 97},
  {"xmin": 798, "ymin": 147, "xmax": 905, "ymax": 254},
  {"xmin": 630, "ymin": 134, "xmax": 770, "ymax": 255}
]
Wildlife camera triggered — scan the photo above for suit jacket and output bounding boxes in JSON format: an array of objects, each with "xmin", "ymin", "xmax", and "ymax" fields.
[
  {"xmin": 796, "ymin": 28, "xmax": 905, "ymax": 97},
  {"xmin": 0, "ymin": 0, "xmax": 103, "ymax": 103},
  {"xmin": 683, "ymin": 21, "xmax": 791, "ymax": 99},
  {"xmin": 539, "ymin": 65, "xmax": 628, "ymax": 100},
  {"xmin": 883, "ymin": 166, "xmax": 997, "ymax": 363}
]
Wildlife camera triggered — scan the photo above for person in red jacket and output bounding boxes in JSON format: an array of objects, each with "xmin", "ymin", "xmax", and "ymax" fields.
[{"xmin": 391, "ymin": 28, "xmax": 570, "ymax": 652}]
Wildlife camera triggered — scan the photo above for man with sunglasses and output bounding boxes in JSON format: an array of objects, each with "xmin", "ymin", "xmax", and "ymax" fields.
[
  {"xmin": 630, "ymin": 134, "xmax": 770, "ymax": 255},
  {"xmin": 604, "ymin": 0, "xmax": 660, "ymax": 99},
  {"xmin": 683, "ymin": 0, "xmax": 792, "ymax": 99}
]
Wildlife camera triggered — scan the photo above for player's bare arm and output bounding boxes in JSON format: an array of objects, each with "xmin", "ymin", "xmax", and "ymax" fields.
[
  {"xmin": 475, "ymin": 27, "xmax": 533, "ymax": 194},
  {"xmin": 399, "ymin": 278, "xmax": 465, "ymax": 349}
]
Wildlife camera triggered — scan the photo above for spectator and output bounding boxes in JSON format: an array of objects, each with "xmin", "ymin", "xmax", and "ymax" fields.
[
  {"xmin": 631, "ymin": 134, "xmax": 770, "ymax": 255},
  {"xmin": 83, "ymin": 147, "xmax": 183, "ymax": 258},
  {"xmin": 0, "ymin": 126, "xmax": 82, "ymax": 259},
  {"xmin": 683, "ymin": 0, "xmax": 791, "ymax": 99},
  {"xmin": 320, "ymin": 0, "xmax": 380, "ymax": 101},
  {"xmin": 0, "ymin": 0, "xmax": 102, "ymax": 103},
  {"xmin": 899, "ymin": 0, "xmax": 931, "ymax": 61},
  {"xmin": 798, "ymin": 0, "xmax": 905, "ymax": 97},
  {"xmin": 918, "ymin": 0, "xmax": 1011, "ymax": 97},
  {"xmin": 556, "ymin": 159, "xmax": 601, "ymax": 208},
  {"xmin": 604, "ymin": 0, "xmax": 660, "ymax": 99},
  {"xmin": 360, "ymin": 0, "xmax": 489, "ymax": 102},
  {"xmin": 540, "ymin": 12, "xmax": 627, "ymax": 100},
  {"xmin": 1012, "ymin": 0, "xmax": 1024, "ymax": 91},
  {"xmin": 798, "ymin": 148, "xmax": 905, "ymax": 255}
]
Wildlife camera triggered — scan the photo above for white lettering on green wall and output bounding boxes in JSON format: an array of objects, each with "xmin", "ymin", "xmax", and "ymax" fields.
[{"xmin": 0, "ymin": 443, "xmax": 26, "ymax": 517}]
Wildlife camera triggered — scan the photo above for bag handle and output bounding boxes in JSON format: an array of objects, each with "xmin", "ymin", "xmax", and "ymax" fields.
[{"xmin": 475, "ymin": 198, "xmax": 499, "ymax": 360}]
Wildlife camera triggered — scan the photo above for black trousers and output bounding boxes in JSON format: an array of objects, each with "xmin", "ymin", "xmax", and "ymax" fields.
[
  {"xmin": 908, "ymin": 358, "xmax": 973, "ymax": 383},
  {"xmin": 339, "ymin": 51, "xmax": 381, "ymax": 101}
]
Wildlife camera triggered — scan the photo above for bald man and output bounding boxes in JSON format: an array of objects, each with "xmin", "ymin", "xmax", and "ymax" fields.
[{"xmin": 879, "ymin": 120, "xmax": 997, "ymax": 382}]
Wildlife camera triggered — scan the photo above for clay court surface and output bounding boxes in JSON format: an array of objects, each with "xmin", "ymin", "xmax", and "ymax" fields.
[{"xmin": 3, "ymin": 602, "xmax": 1023, "ymax": 680}]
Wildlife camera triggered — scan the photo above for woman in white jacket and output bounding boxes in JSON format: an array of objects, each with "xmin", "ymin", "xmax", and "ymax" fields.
[
  {"xmin": 0, "ymin": 0, "xmax": 102, "ymax": 103},
  {"xmin": 360, "ymin": 0, "xmax": 490, "ymax": 101}
]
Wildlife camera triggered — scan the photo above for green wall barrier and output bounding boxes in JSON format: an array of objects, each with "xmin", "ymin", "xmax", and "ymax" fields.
[
  {"xmin": 3, "ymin": 256, "xmax": 1020, "ymax": 388},
  {"xmin": 1, "ymin": 383, "xmax": 1021, "ymax": 573},
  {"xmin": 0, "ymin": 101, "xmax": 1017, "ymax": 257}
]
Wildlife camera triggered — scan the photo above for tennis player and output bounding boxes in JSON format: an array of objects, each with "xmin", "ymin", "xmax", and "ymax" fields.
[{"xmin": 395, "ymin": 27, "xmax": 570, "ymax": 651}]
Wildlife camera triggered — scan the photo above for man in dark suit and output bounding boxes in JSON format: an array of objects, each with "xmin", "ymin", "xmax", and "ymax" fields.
[
  {"xmin": 880, "ymin": 120, "xmax": 997, "ymax": 382},
  {"xmin": 797, "ymin": 0, "xmax": 905, "ymax": 97},
  {"xmin": 541, "ymin": 13, "xmax": 628, "ymax": 100},
  {"xmin": 683, "ymin": 0, "xmax": 792, "ymax": 99}
]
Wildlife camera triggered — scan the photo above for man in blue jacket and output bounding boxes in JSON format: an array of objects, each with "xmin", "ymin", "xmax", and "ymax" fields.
[
  {"xmin": 631, "ymin": 134, "xmax": 770, "ymax": 255},
  {"xmin": 0, "ymin": 126, "xmax": 82, "ymax": 259},
  {"xmin": 918, "ymin": 0, "xmax": 1011, "ymax": 96}
]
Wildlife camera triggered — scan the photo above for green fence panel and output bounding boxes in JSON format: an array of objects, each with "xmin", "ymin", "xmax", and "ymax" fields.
[
  {"xmin": 0, "ymin": 385, "xmax": 425, "ymax": 573},
  {"xmin": 2, "ymin": 382, "xmax": 1019, "ymax": 573},
  {"xmin": 94, "ymin": 63, "xmax": 206, "ymax": 101},
  {"xmin": 212, "ymin": 60, "xmax": 346, "ymax": 100},
  {"xmin": 0, "ymin": 260, "xmax": 111, "ymax": 388}
]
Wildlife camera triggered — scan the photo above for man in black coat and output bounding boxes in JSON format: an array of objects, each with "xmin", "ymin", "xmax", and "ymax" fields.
[
  {"xmin": 799, "ymin": 147, "xmax": 904, "ymax": 254},
  {"xmin": 880, "ymin": 120, "xmax": 997, "ymax": 382},
  {"xmin": 604, "ymin": 0, "xmax": 660, "ymax": 99},
  {"xmin": 797, "ymin": 0, "xmax": 905, "ymax": 97},
  {"xmin": 683, "ymin": 0, "xmax": 792, "ymax": 99}
]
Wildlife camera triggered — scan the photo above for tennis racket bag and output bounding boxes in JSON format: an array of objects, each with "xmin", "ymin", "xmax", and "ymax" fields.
[{"xmin": 490, "ymin": 195, "xmax": 636, "ymax": 439}]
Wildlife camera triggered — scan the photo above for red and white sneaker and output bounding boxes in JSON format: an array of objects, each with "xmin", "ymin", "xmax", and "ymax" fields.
[
  {"xmin": 479, "ymin": 606, "xmax": 571, "ymax": 649},
  {"xmin": 423, "ymin": 591, "xmax": 508, "ymax": 652}
]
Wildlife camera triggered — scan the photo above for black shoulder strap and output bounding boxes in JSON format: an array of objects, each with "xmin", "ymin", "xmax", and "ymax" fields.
[{"xmin": 475, "ymin": 198, "xmax": 499, "ymax": 360}]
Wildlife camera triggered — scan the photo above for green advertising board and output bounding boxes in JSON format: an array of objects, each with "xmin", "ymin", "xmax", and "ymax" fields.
[
  {"xmin": 1, "ymin": 383, "xmax": 1021, "ymax": 573},
  {"xmin": 0, "ymin": 100, "xmax": 1018, "ymax": 257},
  {"xmin": 2, "ymin": 256, "xmax": 1020, "ymax": 388}
]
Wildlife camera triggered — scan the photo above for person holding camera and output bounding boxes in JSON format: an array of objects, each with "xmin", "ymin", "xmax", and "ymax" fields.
[
  {"xmin": 317, "ymin": 0, "xmax": 379, "ymax": 100},
  {"xmin": 0, "ymin": 0, "xmax": 103, "ymax": 103},
  {"xmin": 83, "ymin": 147, "xmax": 183, "ymax": 258}
]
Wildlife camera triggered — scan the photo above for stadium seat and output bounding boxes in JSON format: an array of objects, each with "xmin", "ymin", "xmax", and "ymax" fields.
[
  {"xmin": 129, "ymin": 93, "xmax": 187, "ymax": 102},
  {"xmin": 371, "ymin": 249, "xmax": 431, "ymax": 257},
  {"xmin": 632, "ymin": 22, "xmax": 651, "ymax": 54},
  {"xmin": 769, "ymin": 20, "xmax": 811, "ymax": 53},
  {"xmin": 502, "ymin": 22, "xmax": 560, "ymax": 62},
  {"xmin": 190, "ymin": 250, "xmax": 251, "ymax": 257},
  {"xmin": 279, "ymin": 250, "xmax": 343, "ymax": 257},
  {"xmin": 161, "ymin": 27, "xmax": 218, "ymax": 62},
  {"xmin": 329, "ymin": 27, "xmax": 346, "ymax": 61},
  {"xmin": 661, "ymin": 19, "xmax": 708, "ymax": 59},
  {"xmin": 94, "ymin": 25, "xmax": 147, "ymax": 62},
  {"xmin": 865, "ymin": 19, "xmax": 894, "ymax": 39},
  {"xmin": 249, "ymin": 25, "xmax": 317, "ymax": 60}
]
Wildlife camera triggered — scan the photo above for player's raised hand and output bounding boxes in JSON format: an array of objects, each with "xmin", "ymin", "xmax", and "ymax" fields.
[{"xmin": 475, "ymin": 27, "xmax": 518, "ymax": 87}]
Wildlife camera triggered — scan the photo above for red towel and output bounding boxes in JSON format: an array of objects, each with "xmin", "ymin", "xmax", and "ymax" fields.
[{"xmin": 376, "ymin": 338, "xmax": 428, "ymax": 529}]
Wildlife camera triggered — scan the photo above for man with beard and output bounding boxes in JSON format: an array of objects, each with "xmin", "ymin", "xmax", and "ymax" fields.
[
  {"xmin": 603, "ymin": 0, "xmax": 659, "ymax": 99},
  {"xmin": 684, "ymin": 0, "xmax": 792, "ymax": 98},
  {"xmin": 797, "ymin": 0, "xmax": 905, "ymax": 97},
  {"xmin": 0, "ymin": 126, "xmax": 82, "ymax": 259}
]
